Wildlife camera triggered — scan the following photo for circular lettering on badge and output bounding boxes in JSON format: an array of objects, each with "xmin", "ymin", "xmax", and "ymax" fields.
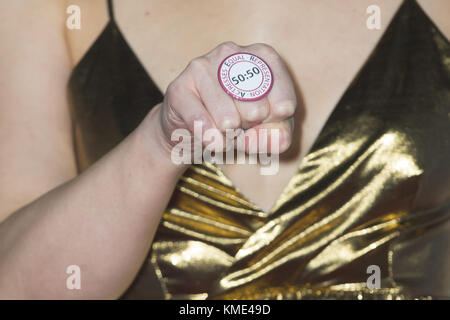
[{"xmin": 218, "ymin": 52, "xmax": 273, "ymax": 102}]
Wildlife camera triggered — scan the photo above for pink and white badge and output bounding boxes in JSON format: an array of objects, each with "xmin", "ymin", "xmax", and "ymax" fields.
[{"xmin": 218, "ymin": 52, "xmax": 274, "ymax": 102}]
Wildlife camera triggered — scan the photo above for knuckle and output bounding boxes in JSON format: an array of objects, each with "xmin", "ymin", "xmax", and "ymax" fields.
[
  {"xmin": 186, "ymin": 113, "xmax": 208, "ymax": 131},
  {"xmin": 218, "ymin": 41, "xmax": 240, "ymax": 53},
  {"xmin": 218, "ymin": 115, "xmax": 241, "ymax": 131},
  {"xmin": 252, "ymin": 43, "xmax": 277, "ymax": 58},
  {"xmin": 244, "ymin": 104, "xmax": 269, "ymax": 122},
  {"xmin": 188, "ymin": 57, "xmax": 208, "ymax": 71},
  {"xmin": 167, "ymin": 79, "xmax": 182, "ymax": 93},
  {"xmin": 272, "ymin": 100, "xmax": 296, "ymax": 118},
  {"xmin": 166, "ymin": 81, "xmax": 185, "ymax": 104}
]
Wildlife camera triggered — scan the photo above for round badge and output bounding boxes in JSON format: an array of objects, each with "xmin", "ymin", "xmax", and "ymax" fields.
[{"xmin": 218, "ymin": 52, "xmax": 273, "ymax": 102}]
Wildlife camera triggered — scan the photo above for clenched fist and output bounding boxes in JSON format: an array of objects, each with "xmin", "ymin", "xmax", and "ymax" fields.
[{"xmin": 150, "ymin": 41, "xmax": 297, "ymax": 157}]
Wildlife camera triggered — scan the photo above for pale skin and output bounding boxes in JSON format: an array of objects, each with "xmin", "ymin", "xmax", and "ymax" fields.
[{"xmin": 0, "ymin": 0, "xmax": 448, "ymax": 299}]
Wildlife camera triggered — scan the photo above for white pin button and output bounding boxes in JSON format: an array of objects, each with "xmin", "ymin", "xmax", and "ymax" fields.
[{"xmin": 218, "ymin": 52, "xmax": 273, "ymax": 102}]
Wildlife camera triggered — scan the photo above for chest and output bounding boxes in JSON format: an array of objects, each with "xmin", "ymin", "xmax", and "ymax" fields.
[{"xmin": 68, "ymin": 1, "xmax": 400, "ymax": 98}]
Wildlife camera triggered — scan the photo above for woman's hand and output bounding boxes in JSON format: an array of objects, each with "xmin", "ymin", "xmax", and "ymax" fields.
[{"xmin": 154, "ymin": 42, "xmax": 297, "ymax": 156}]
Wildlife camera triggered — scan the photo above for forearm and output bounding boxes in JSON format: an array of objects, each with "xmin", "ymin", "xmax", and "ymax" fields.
[{"xmin": 0, "ymin": 105, "xmax": 184, "ymax": 299}]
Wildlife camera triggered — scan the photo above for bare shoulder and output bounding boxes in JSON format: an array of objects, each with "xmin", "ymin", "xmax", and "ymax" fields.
[
  {"xmin": 0, "ymin": 0, "xmax": 67, "ymax": 60},
  {"xmin": 0, "ymin": 0, "xmax": 76, "ymax": 221},
  {"xmin": 0, "ymin": 0, "xmax": 66, "ymax": 29},
  {"xmin": 417, "ymin": 0, "xmax": 450, "ymax": 40}
]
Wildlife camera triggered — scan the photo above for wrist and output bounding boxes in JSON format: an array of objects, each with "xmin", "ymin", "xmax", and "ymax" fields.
[
  {"xmin": 132, "ymin": 103, "xmax": 189, "ymax": 176},
  {"xmin": 110, "ymin": 104, "xmax": 187, "ymax": 218}
]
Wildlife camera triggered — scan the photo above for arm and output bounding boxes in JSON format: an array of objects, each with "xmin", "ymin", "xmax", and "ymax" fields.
[{"xmin": 0, "ymin": 1, "xmax": 184, "ymax": 299}]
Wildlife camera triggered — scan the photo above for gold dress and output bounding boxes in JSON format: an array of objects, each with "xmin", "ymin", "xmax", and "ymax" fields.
[{"xmin": 68, "ymin": 0, "xmax": 450, "ymax": 299}]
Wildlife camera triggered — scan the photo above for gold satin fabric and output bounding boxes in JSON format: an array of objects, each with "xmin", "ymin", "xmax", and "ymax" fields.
[{"xmin": 68, "ymin": 0, "xmax": 450, "ymax": 299}]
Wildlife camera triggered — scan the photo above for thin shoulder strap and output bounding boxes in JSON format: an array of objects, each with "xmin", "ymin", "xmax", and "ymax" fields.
[{"xmin": 107, "ymin": 0, "xmax": 115, "ymax": 21}]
